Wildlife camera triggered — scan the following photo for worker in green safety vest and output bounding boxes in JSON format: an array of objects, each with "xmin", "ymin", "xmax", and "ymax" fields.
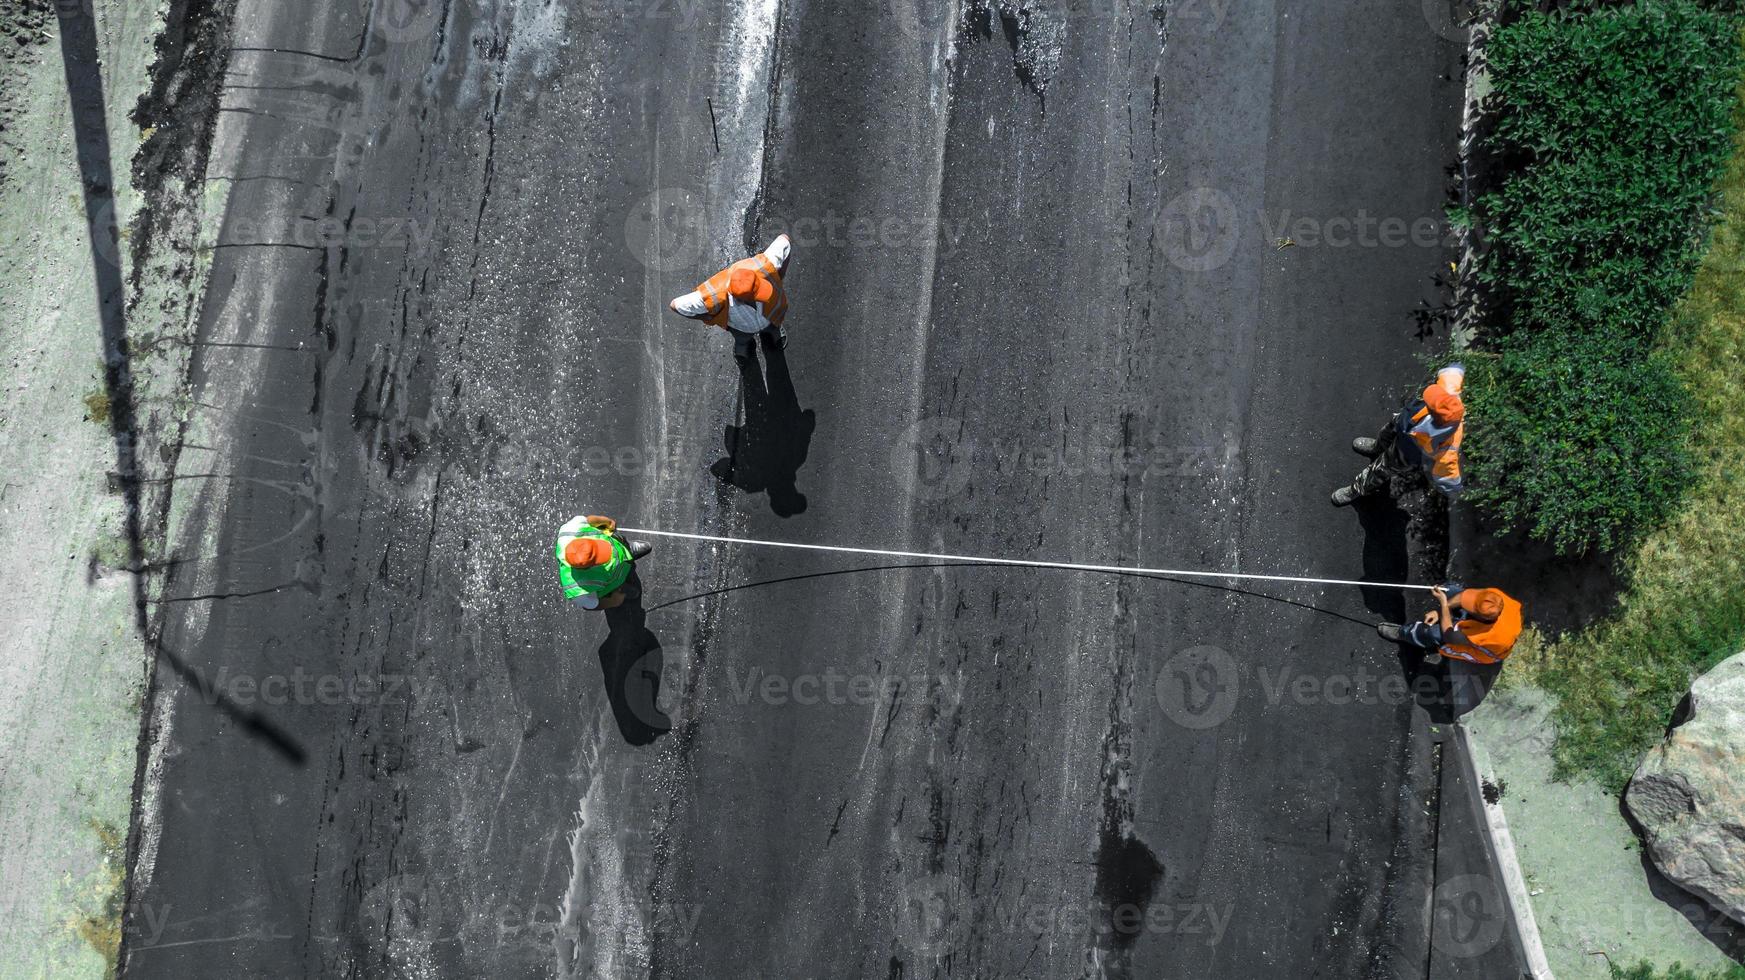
[{"xmin": 556, "ymin": 515, "xmax": 653, "ymax": 610}]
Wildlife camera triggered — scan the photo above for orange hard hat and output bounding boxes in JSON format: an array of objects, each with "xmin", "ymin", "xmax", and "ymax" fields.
[
  {"xmin": 1422, "ymin": 382, "xmax": 1466, "ymax": 425},
  {"xmin": 1457, "ymin": 588, "xmax": 1505, "ymax": 621},
  {"xmin": 564, "ymin": 536, "xmax": 613, "ymax": 569},
  {"xmin": 728, "ymin": 266, "xmax": 775, "ymax": 305}
]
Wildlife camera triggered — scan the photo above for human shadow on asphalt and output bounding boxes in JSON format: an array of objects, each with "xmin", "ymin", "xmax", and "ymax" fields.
[
  {"xmin": 710, "ymin": 345, "xmax": 815, "ymax": 517},
  {"xmin": 1426, "ymin": 659, "xmax": 1504, "ymax": 723},
  {"xmin": 596, "ymin": 569, "xmax": 674, "ymax": 746},
  {"xmin": 1354, "ymin": 498, "xmax": 1411, "ymax": 623}
]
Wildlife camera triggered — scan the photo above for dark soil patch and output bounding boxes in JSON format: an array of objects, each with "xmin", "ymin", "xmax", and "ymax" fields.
[
  {"xmin": 1462, "ymin": 506, "xmax": 1622, "ymax": 639},
  {"xmin": 0, "ymin": 0, "xmax": 53, "ymax": 189}
]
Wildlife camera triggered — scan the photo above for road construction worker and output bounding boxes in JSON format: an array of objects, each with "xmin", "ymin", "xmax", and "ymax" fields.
[
  {"xmin": 668, "ymin": 234, "xmax": 792, "ymax": 362},
  {"xmin": 556, "ymin": 515, "xmax": 652, "ymax": 611},
  {"xmin": 1378, "ymin": 583, "xmax": 1523, "ymax": 665},
  {"xmin": 1331, "ymin": 363, "xmax": 1466, "ymax": 506}
]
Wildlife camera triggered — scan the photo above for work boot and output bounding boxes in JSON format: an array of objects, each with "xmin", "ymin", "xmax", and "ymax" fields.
[
  {"xmin": 761, "ymin": 326, "xmax": 787, "ymax": 351},
  {"xmin": 1376, "ymin": 623, "xmax": 1404, "ymax": 642},
  {"xmin": 1330, "ymin": 485, "xmax": 1362, "ymax": 507},
  {"xmin": 626, "ymin": 539, "xmax": 654, "ymax": 561},
  {"xmin": 1352, "ymin": 437, "xmax": 1381, "ymax": 458}
]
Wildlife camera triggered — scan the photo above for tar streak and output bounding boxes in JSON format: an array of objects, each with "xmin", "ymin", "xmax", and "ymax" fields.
[{"xmin": 1094, "ymin": 822, "xmax": 1164, "ymax": 955}]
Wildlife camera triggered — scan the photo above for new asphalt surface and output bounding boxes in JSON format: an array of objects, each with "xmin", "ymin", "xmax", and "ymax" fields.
[{"xmin": 120, "ymin": 0, "xmax": 1522, "ymax": 976}]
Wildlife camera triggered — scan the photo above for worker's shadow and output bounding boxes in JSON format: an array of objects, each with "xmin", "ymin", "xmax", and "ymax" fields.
[
  {"xmin": 710, "ymin": 345, "xmax": 815, "ymax": 517},
  {"xmin": 595, "ymin": 570, "xmax": 673, "ymax": 746},
  {"xmin": 1355, "ymin": 498, "xmax": 1411, "ymax": 623},
  {"xmin": 1385, "ymin": 632, "xmax": 1506, "ymax": 724}
]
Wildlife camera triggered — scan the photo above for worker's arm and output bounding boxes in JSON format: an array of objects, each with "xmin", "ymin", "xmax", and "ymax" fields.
[
  {"xmin": 762, "ymin": 234, "xmax": 792, "ymax": 271},
  {"xmin": 585, "ymin": 515, "xmax": 617, "ymax": 534},
  {"xmin": 1432, "ymin": 586, "xmax": 1453, "ymax": 628},
  {"xmin": 669, "ymin": 291, "xmax": 710, "ymax": 319}
]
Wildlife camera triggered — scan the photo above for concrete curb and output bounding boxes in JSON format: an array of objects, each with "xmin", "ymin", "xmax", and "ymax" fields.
[{"xmin": 1456, "ymin": 723, "xmax": 1557, "ymax": 979}]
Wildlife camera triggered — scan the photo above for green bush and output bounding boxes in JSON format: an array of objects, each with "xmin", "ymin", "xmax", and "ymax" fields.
[
  {"xmin": 1466, "ymin": 0, "xmax": 1742, "ymax": 552},
  {"xmin": 1464, "ymin": 330, "xmax": 1693, "ymax": 555}
]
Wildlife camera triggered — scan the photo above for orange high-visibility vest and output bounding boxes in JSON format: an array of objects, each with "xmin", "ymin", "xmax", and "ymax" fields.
[
  {"xmin": 1398, "ymin": 394, "xmax": 1464, "ymax": 494},
  {"xmin": 695, "ymin": 254, "xmax": 787, "ymax": 330},
  {"xmin": 1439, "ymin": 589, "xmax": 1524, "ymax": 665}
]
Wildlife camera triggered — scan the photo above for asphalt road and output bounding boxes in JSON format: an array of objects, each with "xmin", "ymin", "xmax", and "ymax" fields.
[{"xmin": 121, "ymin": 0, "xmax": 1519, "ymax": 976}]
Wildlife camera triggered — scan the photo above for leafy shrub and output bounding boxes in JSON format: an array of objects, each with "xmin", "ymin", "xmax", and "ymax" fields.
[
  {"xmin": 1463, "ymin": 330, "xmax": 1693, "ymax": 555},
  {"xmin": 1465, "ymin": 0, "xmax": 1742, "ymax": 552}
]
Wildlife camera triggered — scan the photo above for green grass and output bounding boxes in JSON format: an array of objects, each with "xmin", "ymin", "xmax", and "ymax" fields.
[
  {"xmin": 1609, "ymin": 961, "xmax": 1745, "ymax": 980},
  {"xmin": 70, "ymin": 819, "xmax": 125, "ymax": 979},
  {"xmin": 1521, "ymin": 65, "xmax": 1745, "ymax": 790}
]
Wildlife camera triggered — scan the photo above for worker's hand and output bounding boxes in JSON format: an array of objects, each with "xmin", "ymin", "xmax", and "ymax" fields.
[
  {"xmin": 1430, "ymin": 586, "xmax": 1446, "ymax": 601},
  {"xmin": 587, "ymin": 515, "xmax": 617, "ymax": 534},
  {"xmin": 1423, "ymin": 610, "xmax": 1440, "ymax": 625}
]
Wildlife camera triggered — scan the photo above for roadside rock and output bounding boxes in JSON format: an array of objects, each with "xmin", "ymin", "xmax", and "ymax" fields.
[{"xmin": 1626, "ymin": 651, "xmax": 1745, "ymax": 926}]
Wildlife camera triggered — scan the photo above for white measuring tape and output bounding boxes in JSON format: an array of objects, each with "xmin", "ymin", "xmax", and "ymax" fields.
[{"xmin": 615, "ymin": 527, "xmax": 1436, "ymax": 592}]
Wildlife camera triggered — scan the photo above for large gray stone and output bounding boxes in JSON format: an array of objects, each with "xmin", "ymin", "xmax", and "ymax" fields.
[{"xmin": 1626, "ymin": 652, "xmax": 1745, "ymax": 926}]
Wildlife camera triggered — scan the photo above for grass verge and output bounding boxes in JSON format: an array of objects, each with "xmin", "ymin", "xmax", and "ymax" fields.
[{"xmin": 1609, "ymin": 962, "xmax": 1745, "ymax": 979}]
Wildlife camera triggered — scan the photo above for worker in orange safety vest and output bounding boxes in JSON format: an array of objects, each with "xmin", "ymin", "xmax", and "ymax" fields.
[
  {"xmin": 668, "ymin": 235, "xmax": 792, "ymax": 362},
  {"xmin": 1331, "ymin": 363, "xmax": 1466, "ymax": 506},
  {"xmin": 1378, "ymin": 583, "xmax": 1524, "ymax": 665}
]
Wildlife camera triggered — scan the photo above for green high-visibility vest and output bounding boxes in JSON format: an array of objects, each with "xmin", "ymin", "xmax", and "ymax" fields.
[{"xmin": 556, "ymin": 516, "xmax": 633, "ymax": 601}]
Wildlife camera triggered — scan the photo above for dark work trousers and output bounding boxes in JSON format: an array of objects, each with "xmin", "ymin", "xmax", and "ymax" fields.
[
  {"xmin": 732, "ymin": 324, "xmax": 783, "ymax": 359},
  {"xmin": 1402, "ymin": 620, "xmax": 1445, "ymax": 650},
  {"xmin": 1350, "ymin": 418, "xmax": 1413, "ymax": 497}
]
